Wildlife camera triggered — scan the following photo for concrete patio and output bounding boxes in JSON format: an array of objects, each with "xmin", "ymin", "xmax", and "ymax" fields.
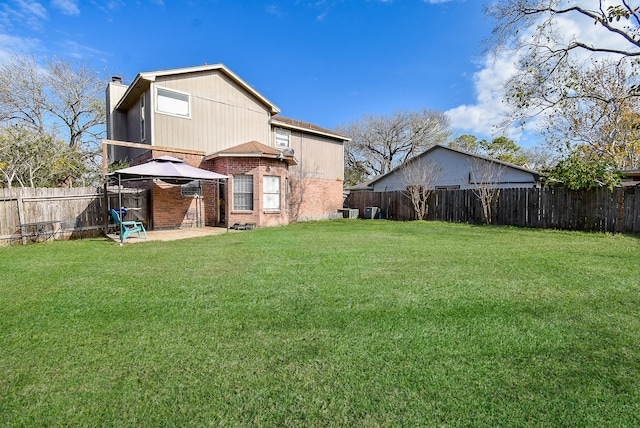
[{"xmin": 107, "ymin": 226, "xmax": 233, "ymax": 244}]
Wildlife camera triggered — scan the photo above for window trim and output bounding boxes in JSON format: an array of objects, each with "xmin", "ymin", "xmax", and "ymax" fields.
[
  {"xmin": 233, "ymin": 175, "xmax": 254, "ymax": 211},
  {"xmin": 263, "ymin": 175, "xmax": 281, "ymax": 211},
  {"xmin": 155, "ymin": 86, "xmax": 191, "ymax": 119},
  {"xmin": 274, "ymin": 128, "xmax": 290, "ymax": 148}
]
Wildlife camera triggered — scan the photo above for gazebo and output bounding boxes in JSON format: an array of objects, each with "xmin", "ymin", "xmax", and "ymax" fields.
[{"xmin": 106, "ymin": 156, "xmax": 228, "ymax": 244}]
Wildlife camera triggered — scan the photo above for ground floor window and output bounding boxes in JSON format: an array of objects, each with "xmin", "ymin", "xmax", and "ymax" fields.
[
  {"xmin": 263, "ymin": 175, "xmax": 281, "ymax": 210},
  {"xmin": 233, "ymin": 175, "xmax": 253, "ymax": 211}
]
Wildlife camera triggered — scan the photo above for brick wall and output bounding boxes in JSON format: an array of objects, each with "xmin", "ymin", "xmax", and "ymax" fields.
[
  {"xmin": 151, "ymin": 182, "xmax": 207, "ymax": 229},
  {"xmin": 292, "ymin": 177, "xmax": 343, "ymax": 221},
  {"xmin": 204, "ymin": 157, "xmax": 290, "ymax": 228},
  {"xmin": 130, "ymin": 149, "xmax": 342, "ymax": 229},
  {"xmin": 144, "ymin": 150, "xmax": 219, "ymax": 229}
]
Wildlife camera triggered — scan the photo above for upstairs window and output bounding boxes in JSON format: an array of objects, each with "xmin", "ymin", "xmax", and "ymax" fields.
[
  {"xmin": 274, "ymin": 128, "xmax": 290, "ymax": 148},
  {"xmin": 156, "ymin": 87, "xmax": 190, "ymax": 118}
]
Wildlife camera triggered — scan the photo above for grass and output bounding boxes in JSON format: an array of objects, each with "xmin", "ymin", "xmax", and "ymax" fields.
[{"xmin": 1, "ymin": 220, "xmax": 639, "ymax": 427}]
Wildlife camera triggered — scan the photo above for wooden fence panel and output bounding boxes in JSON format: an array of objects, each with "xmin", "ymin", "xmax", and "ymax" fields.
[
  {"xmin": 346, "ymin": 186, "xmax": 640, "ymax": 234},
  {"xmin": 1, "ymin": 187, "xmax": 148, "ymax": 242},
  {"xmin": 622, "ymin": 187, "xmax": 640, "ymax": 233}
]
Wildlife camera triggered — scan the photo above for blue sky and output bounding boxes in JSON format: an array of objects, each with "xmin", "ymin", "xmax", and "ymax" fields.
[{"xmin": 1, "ymin": 0, "xmax": 520, "ymax": 143}]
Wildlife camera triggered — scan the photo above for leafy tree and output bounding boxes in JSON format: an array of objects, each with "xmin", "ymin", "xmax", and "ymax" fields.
[
  {"xmin": 343, "ymin": 148, "xmax": 371, "ymax": 187},
  {"xmin": 0, "ymin": 125, "xmax": 87, "ymax": 189},
  {"xmin": 448, "ymin": 134, "xmax": 481, "ymax": 154},
  {"xmin": 479, "ymin": 136, "xmax": 529, "ymax": 165},
  {"xmin": 544, "ymin": 150, "xmax": 622, "ymax": 190},
  {"xmin": 448, "ymin": 135, "xmax": 529, "ymax": 165},
  {"xmin": 338, "ymin": 109, "xmax": 450, "ymax": 185}
]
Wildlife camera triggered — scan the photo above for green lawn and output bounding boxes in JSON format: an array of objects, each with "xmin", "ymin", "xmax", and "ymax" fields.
[{"xmin": 1, "ymin": 220, "xmax": 639, "ymax": 427}]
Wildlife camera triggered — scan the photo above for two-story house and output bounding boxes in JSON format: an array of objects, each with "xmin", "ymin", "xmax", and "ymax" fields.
[{"xmin": 105, "ymin": 64, "xmax": 348, "ymax": 229}]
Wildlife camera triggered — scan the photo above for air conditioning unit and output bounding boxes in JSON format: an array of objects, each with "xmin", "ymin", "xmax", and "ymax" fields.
[
  {"xmin": 364, "ymin": 206, "xmax": 379, "ymax": 219},
  {"xmin": 338, "ymin": 208, "xmax": 359, "ymax": 219}
]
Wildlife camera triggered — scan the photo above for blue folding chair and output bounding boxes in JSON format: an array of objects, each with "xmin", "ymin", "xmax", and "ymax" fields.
[{"xmin": 110, "ymin": 209, "xmax": 147, "ymax": 242}]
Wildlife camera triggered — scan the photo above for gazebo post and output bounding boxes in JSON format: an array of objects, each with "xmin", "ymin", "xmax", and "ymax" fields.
[{"xmin": 118, "ymin": 174, "xmax": 124, "ymax": 246}]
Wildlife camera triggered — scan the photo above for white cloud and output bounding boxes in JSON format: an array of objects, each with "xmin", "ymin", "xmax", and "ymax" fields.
[
  {"xmin": 445, "ymin": 0, "xmax": 638, "ymax": 143},
  {"xmin": 0, "ymin": 33, "xmax": 41, "ymax": 62},
  {"xmin": 52, "ymin": 0, "xmax": 79, "ymax": 15},
  {"xmin": 265, "ymin": 4, "xmax": 283, "ymax": 17},
  {"xmin": 0, "ymin": 1, "xmax": 47, "ymax": 61},
  {"xmin": 446, "ymin": 52, "xmax": 519, "ymax": 138},
  {"xmin": 16, "ymin": 0, "xmax": 47, "ymax": 20}
]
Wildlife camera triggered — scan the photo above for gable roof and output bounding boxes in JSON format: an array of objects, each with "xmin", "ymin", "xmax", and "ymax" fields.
[
  {"xmin": 115, "ymin": 64, "xmax": 280, "ymax": 114},
  {"xmin": 204, "ymin": 141, "xmax": 297, "ymax": 165},
  {"xmin": 350, "ymin": 144, "xmax": 540, "ymax": 190},
  {"xmin": 271, "ymin": 116, "xmax": 350, "ymax": 142}
]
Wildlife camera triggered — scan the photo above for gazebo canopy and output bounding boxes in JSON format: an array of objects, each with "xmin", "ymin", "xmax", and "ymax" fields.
[
  {"xmin": 108, "ymin": 156, "xmax": 228, "ymax": 184},
  {"xmin": 106, "ymin": 156, "xmax": 229, "ymax": 244}
]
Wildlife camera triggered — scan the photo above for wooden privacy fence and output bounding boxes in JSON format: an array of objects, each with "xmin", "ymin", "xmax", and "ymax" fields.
[
  {"xmin": 1, "ymin": 187, "xmax": 148, "ymax": 243},
  {"xmin": 347, "ymin": 186, "xmax": 640, "ymax": 234}
]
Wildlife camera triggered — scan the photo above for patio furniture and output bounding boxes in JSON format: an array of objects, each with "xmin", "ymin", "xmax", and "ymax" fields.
[
  {"xmin": 232, "ymin": 222, "xmax": 256, "ymax": 230},
  {"xmin": 110, "ymin": 209, "xmax": 147, "ymax": 242}
]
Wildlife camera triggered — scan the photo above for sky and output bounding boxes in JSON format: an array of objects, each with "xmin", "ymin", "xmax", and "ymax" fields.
[{"xmin": 0, "ymin": 0, "xmax": 626, "ymax": 148}]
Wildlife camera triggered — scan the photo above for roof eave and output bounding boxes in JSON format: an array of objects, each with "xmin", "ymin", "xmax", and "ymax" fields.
[
  {"xmin": 271, "ymin": 118, "xmax": 351, "ymax": 142},
  {"xmin": 115, "ymin": 63, "xmax": 281, "ymax": 114},
  {"xmin": 204, "ymin": 151, "xmax": 298, "ymax": 166}
]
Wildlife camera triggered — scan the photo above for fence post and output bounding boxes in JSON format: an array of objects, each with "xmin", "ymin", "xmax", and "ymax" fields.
[
  {"xmin": 616, "ymin": 189, "xmax": 625, "ymax": 234},
  {"xmin": 16, "ymin": 195, "xmax": 25, "ymax": 227}
]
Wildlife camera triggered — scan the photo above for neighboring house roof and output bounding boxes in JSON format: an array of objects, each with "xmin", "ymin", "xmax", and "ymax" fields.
[
  {"xmin": 348, "ymin": 176, "xmax": 380, "ymax": 191},
  {"xmin": 620, "ymin": 169, "xmax": 640, "ymax": 186},
  {"xmin": 114, "ymin": 63, "xmax": 280, "ymax": 114},
  {"xmin": 621, "ymin": 169, "xmax": 640, "ymax": 178},
  {"xmin": 271, "ymin": 116, "xmax": 350, "ymax": 142},
  {"xmin": 204, "ymin": 141, "xmax": 298, "ymax": 165},
  {"xmin": 348, "ymin": 144, "xmax": 540, "ymax": 191}
]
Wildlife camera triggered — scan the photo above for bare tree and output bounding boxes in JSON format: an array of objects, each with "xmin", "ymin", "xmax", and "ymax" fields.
[
  {"xmin": 0, "ymin": 55, "xmax": 47, "ymax": 133},
  {"xmin": 288, "ymin": 165, "xmax": 322, "ymax": 223},
  {"xmin": 398, "ymin": 157, "xmax": 441, "ymax": 220},
  {"xmin": 46, "ymin": 57, "xmax": 106, "ymax": 150},
  {"xmin": 488, "ymin": 1, "xmax": 640, "ymax": 63},
  {"xmin": 288, "ymin": 174, "xmax": 308, "ymax": 223},
  {"xmin": 338, "ymin": 109, "xmax": 450, "ymax": 185},
  {"xmin": 487, "ymin": 1, "xmax": 640, "ymax": 131},
  {"xmin": 0, "ymin": 55, "xmax": 105, "ymax": 149},
  {"xmin": 468, "ymin": 158, "xmax": 506, "ymax": 224},
  {"xmin": 539, "ymin": 59, "xmax": 640, "ymax": 169},
  {"xmin": 0, "ymin": 54, "xmax": 106, "ymax": 186}
]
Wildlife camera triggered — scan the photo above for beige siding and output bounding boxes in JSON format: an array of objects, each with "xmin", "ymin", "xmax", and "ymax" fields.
[
  {"xmin": 282, "ymin": 130, "xmax": 344, "ymax": 182},
  {"xmin": 106, "ymin": 82, "xmax": 131, "ymax": 163},
  {"xmin": 114, "ymin": 92, "xmax": 150, "ymax": 163},
  {"xmin": 151, "ymin": 71, "xmax": 271, "ymax": 153}
]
